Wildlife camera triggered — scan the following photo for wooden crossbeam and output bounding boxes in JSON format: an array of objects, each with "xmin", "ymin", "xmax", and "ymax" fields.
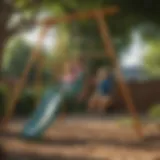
[
  {"xmin": 83, "ymin": 54, "xmax": 107, "ymax": 59},
  {"xmin": 39, "ymin": 6, "xmax": 119, "ymax": 25}
]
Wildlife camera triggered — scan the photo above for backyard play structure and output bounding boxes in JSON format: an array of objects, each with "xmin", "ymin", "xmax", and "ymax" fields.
[{"xmin": 1, "ymin": 6, "xmax": 143, "ymax": 138}]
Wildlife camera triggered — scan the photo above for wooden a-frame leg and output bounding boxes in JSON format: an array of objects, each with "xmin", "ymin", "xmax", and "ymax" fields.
[
  {"xmin": 0, "ymin": 27, "xmax": 49, "ymax": 129},
  {"xmin": 95, "ymin": 12, "xmax": 143, "ymax": 138}
]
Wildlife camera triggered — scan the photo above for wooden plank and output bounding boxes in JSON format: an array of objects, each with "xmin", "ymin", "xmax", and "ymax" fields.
[
  {"xmin": 83, "ymin": 54, "xmax": 107, "ymax": 59},
  {"xmin": 39, "ymin": 6, "xmax": 119, "ymax": 25},
  {"xmin": 95, "ymin": 12, "xmax": 143, "ymax": 137}
]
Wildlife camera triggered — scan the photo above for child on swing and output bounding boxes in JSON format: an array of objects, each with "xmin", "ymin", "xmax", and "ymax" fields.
[
  {"xmin": 88, "ymin": 66, "xmax": 113, "ymax": 112},
  {"xmin": 58, "ymin": 57, "xmax": 84, "ymax": 121},
  {"xmin": 61, "ymin": 57, "xmax": 84, "ymax": 88}
]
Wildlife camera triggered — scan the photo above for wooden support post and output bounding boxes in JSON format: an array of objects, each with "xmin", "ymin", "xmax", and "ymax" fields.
[
  {"xmin": 39, "ymin": 6, "xmax": 119, "ymax": 25},
  {"xmin": 0, "ymin": 27, "xmax": 49, "ymax": 128},
  {"xmin": 34, "ymin": 54, "xmax": 46, "ymax": 107},
  {"xmin": 34, "ymin": 54, "xmax": 45, "ymax": 90},
  {"xmin": 95, "ymin": 12, "xmax": 143, "ymax": 137}
]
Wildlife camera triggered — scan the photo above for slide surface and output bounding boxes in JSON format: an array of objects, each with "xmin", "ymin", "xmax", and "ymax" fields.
[
  {"xmin": 22, "ymin": 86, "xmax": 63, "ymax": 138},
  {"xmin": 22, "ymin": 73, "xmax": 84, "ymax": 138}
]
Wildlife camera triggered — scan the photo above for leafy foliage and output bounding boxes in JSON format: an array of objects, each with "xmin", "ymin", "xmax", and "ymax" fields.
[
  {"xmin": 1, "ymin": 0, "xmax": 160, "ymax": 74},
  {"xmin": 3, "ymin": 37, "xmax": 32, "ymax": 77},
  {"xmin": 5, "ymin": 0, "xmax": 160, "ymax": 56},
  {"xmin": 143, "ymin": 41, "xmax": 160, "ymax": 77},
  {"xmin": 148, "ymin": 104, "xmax": 160, "ymax": 120}
]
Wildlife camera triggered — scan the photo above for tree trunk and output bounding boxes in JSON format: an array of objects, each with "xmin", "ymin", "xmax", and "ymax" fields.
[{"xmin": 0, "ymin": 1, "xmax": 13, "ymax": 78}]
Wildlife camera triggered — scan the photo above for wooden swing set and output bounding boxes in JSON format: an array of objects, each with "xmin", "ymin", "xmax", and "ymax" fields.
[{"xmin": 1, "ymin": 6, "xmax": 143, "ymax": 137}]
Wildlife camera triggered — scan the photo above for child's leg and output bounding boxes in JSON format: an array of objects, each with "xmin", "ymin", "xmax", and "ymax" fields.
[
  {"xmin": 97, "ymin": 95, "xmax": 112, "ymax": 112},
  {"xmin": 88, "ymin": 93, "xmax": 99, "ymax": 111}
]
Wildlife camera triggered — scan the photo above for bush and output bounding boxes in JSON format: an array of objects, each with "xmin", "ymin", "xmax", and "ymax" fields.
[
  {"xmin": 0, "ymin": 84, "xmax": 42, "ymax": 118},
  {"xmin": 148, "ymin": 104, "xmax": 160, "ymax": 120},
  {"xmin": 0, "ymin": 83, "xmax": 87, "ymax": 119},
  {"xmin": 15, "ymin": 88, "xmax": 37, "ymax": 117}
]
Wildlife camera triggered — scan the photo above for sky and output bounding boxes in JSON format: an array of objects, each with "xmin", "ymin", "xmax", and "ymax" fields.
[
  {"xmin": 120, "ymin": 31, "xmax": 147, "ymax": 67},
  {"xmin": 23, "ymin": 12, "xmax": 57, "ymax": 53},
  {"xmin": 24, "ymin": 27, "xmax": 57, "ymax": 52}
]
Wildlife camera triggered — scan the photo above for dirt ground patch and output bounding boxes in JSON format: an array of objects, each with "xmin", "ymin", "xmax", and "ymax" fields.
[{"xmin": 0, "ymin": 116, "xmax": 160, "ymax": 160}]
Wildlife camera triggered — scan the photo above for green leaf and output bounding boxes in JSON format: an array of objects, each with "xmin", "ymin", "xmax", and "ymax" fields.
[
  {"xmin": 148, "ymin": 104, "xmax": 160, "ymax": 120},
  {"xmin": 143, "ymin": 41, "xmax": 160, "ymax": 77},
  {"xmin": 15, "ymin": 0, "xmax": 29, "ymax": 9}
]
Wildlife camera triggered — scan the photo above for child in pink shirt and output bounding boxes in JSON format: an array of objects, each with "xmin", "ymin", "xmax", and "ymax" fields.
[
  {"xmin": 61, "ymin": 58, "xmax": 84, "ymax": 85},
  {"xmin": 61, "ymin": 62, "xmax": 76, "ymax": 84}
]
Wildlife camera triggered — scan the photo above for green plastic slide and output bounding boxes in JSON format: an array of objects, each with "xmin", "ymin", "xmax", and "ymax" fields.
[{"xmin": 22, "ymin": 73, "xmax": 84, "ymax": 138}]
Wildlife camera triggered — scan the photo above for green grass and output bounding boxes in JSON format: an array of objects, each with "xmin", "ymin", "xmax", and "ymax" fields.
[{"xmin": 116, "ymin": 117, "xmax": 133, "ymax": 126}]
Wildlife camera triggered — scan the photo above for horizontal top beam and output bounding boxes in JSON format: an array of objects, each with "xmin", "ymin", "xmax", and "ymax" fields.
[
  {"xmin": 83, "ymin": 53, "xmax": 107, "ymax": 59},
  {"xmin": 39, "ymin": 6, "xmax": 119, "ymax": 26}
]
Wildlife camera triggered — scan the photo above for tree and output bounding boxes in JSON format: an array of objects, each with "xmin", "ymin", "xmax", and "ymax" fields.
[
  {"xmin": 0, "ymin": 0, "xmax": 67, "ymax": 75},
  {"xmin": 143, "ymin": 41, "xmax": 160, "ymax": 77},
  {"xmin": 3, "ymin": 37, "xmax": 32, "ymax": 77},
  {"xmin": 0, "ymin": 0, "xmax": 38, "ymax": 72},
  {"xmin": 65, "ymin": 0, "xmax": 160, "ymax": 53},
  {"xmin": 0, "ymin": 0, "xmax": 160, "ymax": 75},
  {"xmin": 3, "ymin": 36, "xmax": 51, "ymax": 85}
]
